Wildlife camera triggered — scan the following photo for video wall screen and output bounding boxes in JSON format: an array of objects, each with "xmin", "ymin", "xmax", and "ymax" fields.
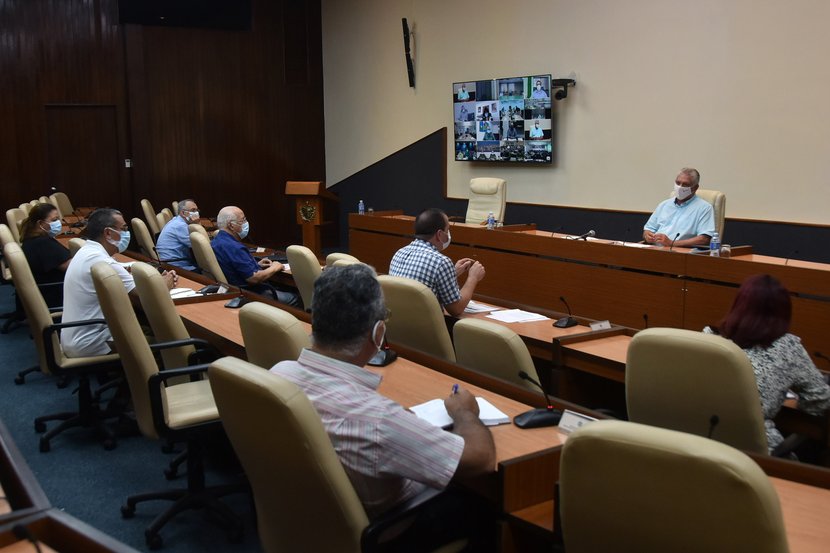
[{"xmin": 453, "ymin": 74, "xmax": 552, "ymax": 163}]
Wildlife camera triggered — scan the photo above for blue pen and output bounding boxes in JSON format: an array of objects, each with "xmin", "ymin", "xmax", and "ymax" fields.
[{"xmin": 452, "ymin": 384, "xmax": 459, "ymax": 394}]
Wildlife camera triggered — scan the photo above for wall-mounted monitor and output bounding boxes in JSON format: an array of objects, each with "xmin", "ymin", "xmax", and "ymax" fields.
[{"xmin": 452, "ymin": 74, "xmax": 552, "ymax": 163}]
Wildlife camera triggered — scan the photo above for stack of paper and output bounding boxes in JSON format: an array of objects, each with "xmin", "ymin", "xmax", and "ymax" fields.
[
  {"xmin": 486, "ymin": 309, "xmax": 549, "ymax": 323},
  {"xmin": 410, "ymin": 397, "xmax": 510, "ymax": 428},
  {"xmin": 169, "ymin": 288, "xmax": 198, "ymax": 299},
  {"xmin": 464, "ymin": 300, "xmax": 501, "ymax": 314}
]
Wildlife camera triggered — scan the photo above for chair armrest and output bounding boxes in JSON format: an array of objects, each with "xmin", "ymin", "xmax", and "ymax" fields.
[
  {"xmin": 42, "ymin": 319, "xmax": 113, "ymax": 375},
  {"xmin": 361, "ymin": 488, "xmax": 448, "ymax": 551},
  {"xmin": 147, "ymin": 337, "xmax": 212, "ymax": 353},
  {"xmin": 147, "ymin": 363, "xmax": 215, "ymax": 438}
]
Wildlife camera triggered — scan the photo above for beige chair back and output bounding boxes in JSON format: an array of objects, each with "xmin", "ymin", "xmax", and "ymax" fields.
[
  {"xmin": 5, "ymin": 208, "xmax": 25, "ymax": 243},
  {"xmin": 171, "ymin": 201, "xmax": 179, "ymax": 215},
  {"xmin": 325, "ymin": 252, "xmax": 359, "ymax": 267},
  {"xmin": 188, "ymin": 223, "xmax": 209, "ymax": 239},
  {"xmin": 239, "ymin": 302, "xmax": 310, "ymax": 368},
  {"xmin": 696, "ymin": 189, "xmax": 726, "ymax": 238},
  {"xmin": 131, "ymin": 217, "xmax": 157, "ymax": 261},
  {"xmin": 18, "ymin": 202, "xmax": 31, "ymax": 215},
  {"xmin": 626, "ymin": 327, "xmax": 768, "ymax": 454},
  {"xmin": 190, "ymin": 231, "xmax": 227, "ymax": 283},
  {"xmin": 67, "ymin": 237, "xmax": 86, "ymax": 257},
  {"xmin": 132, "ymin": 262, "xmax": 196, "ymax": 371},
  {"xmin": 332, "ymin": 259, "xmax": 362, "ymax": 268},
  {"xmin": 50, "ymin": 192, "xmax": 75, "ymax": 219},
  {"xmin": 141, "ymin": 198, "xmax": 161, "ymax": 236},
  {"xmin": 155, "ymin": 212, "xmax": 168, "ymax": 233},
  {"xmin": 38, "ymin": 196, "xmax": 50, "ymax": 204},
  {"xmin": 160, "ymin": 208, "xmax": 173, "ymax": 225},
  {"xmin": 209, "ymin": 357, "xmax": 369, "ymax": 553},
  {"xmin": 377, "ymin": 275, "xmax": 456, "ymax": 363},
  {"xmin": 559, "ymin": 420, "xmax": 788, "ymax": 553},
  {"xmin": 466, "ymin": 178, "xmax": 506, "ymax": 224},
  {"xmin": 0, "ymin": 225, "xmax": 14, "ymax": 281},
  {"xmin": 286, "ymin": 245, "xmax": 322, "ymax": 308},
  {"xmin": 453, "ymin": 318, "xmax": 540, "ymax": 391}
]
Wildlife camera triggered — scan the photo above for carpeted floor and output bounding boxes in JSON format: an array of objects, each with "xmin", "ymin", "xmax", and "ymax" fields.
[{"xmin": 0, "ymin": 283, "xmax": 262, "ymax": 552}]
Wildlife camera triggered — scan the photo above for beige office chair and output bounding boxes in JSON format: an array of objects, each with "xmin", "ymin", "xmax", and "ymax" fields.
[
  {"xmin": 91, "ymin": 262, "xmax": 242, "ymax": 550},
  {"xmin": 325, "ymin": 252, "xmax": 359, "ymax": 267},
  {"xmin": 190, "ymin": 231, "xmax": 227, "ymax": 283},
  {"xmin": 18, "ymin": 202, "xmax": 31, "ymax": 216},
  {"xmin": 188, "ymin": 223, "xmax": 209, "ymax": 240},
  {"xmin": 38, "ymin": 196, "xmax": 50, "ymax": 204},
  {"xmin": 67, "ymin": 237, "xmax": 86, "ymax": 257},
  {"xmin": 626, "ymin": 327, "xmax": 768, "ymax": 454},
  {"xmin": 171, "ymin": 200, "xmax": 179, "ymax": 214},
  {"xmin": 5, "ymin": 208, "xmax": 25, "ymax": 243},
  {"xmin": 4, "ymin": 242, "xmax": 121, "ymax": 452},
  {"xmin": 239, "ymin": 302, "xmax": 310, "ymax": 368},
  {"xmin": 465, "ymin": 178, "xmax": 506, "ymax": 224},
  {"xmin": 209, "ymin": 357, "xmax": 466, "ymax": 553},
  {"xmin": 50, "ymin": 192, "xmax": 75, "ymax": 219},
  {"xmin": 141, "ymin": 198, "xmax": 161, "ymax": 236},
  {"xmin": 155, "ymin": 212, "xmax": 168, "ymax": 234},
  {"xmin": 286, "ymin": 245, "xmax": 321, "ymax": 309},
  {"xmin": 559, "ymin": 420, "xmax": 788, "ymax": 553},
  {"xmin": 453, "ymin": 318, "xmax": 540, "ymax": 391},
  {"xmin": 131, "ymin": 217, "xmax": 157, "ymax": 261},
  {"xmin": 377, "ymin": 275, "xmax": 456, "ymax": 363},
  {"xmin": 0, "ymin": 224, "xmax": 14, "ymax": 282},
  {"xmin": 696, "ymin": 188, "xmax": 726, "ymax": 238}
]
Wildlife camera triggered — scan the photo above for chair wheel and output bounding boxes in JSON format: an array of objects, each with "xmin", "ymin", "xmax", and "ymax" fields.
[
  {"xmin": 14, "ymin": 375, "xmax": 24, "ymax": 385},
  {"xmin": 39, "ymin": 438, "xmax": 50, "ymax": 453},
  {"xmin": 163, "ymin": 468, "xmax": 177, "ymax": 480},
  {"xmin": 121, "ymin": 505, "xmax": 135, "ymax": 519},
  {"xmin": 145, "ymin": 531, "xmax": 163, "ymax": 550},
  {"xmin": 103, "ymin": 439, "xmax": 116, "ymax": 451},
  {"xmin": 34, "ymin": 420, "xmax": 46, "ymax": 433}
]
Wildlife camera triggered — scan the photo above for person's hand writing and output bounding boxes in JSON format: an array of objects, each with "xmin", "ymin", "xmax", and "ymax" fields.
[{"xmin": 445, "ymin": 387, "xmax": 479, "ymax": 419}]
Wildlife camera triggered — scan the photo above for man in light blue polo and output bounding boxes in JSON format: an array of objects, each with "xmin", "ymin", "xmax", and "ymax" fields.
[
  {"xmin": 643, "ymin": 167, "xmax": 715, "ymax": 248},
  {"xmin": 156, "ymin": 198, "xmax": 199, "ymax": 270}
]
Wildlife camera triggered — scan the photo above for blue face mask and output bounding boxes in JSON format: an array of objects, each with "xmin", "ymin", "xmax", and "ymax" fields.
[
  {"xmin": 47, "ymin": 220, "xmax": 63, "ymax": 237},
  {"xmin": 107, "ymin": 228, "xmax": 131, "ymax": 253},
  {"xmin": 238, "ymin": 221, "xmax": 250, "ymax": 240}
]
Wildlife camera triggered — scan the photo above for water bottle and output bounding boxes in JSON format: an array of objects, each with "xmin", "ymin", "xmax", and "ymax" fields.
[
  {"xmin": 709, "ymin": 231, "xmax": 721, "ymax": 257},
  {"xmin": 358, "ymin": 199, "xmax": 365, "ymax": 215},
  {"xmin": 487, "ymin": 211, "xmax": 495, "ymax": 230}
]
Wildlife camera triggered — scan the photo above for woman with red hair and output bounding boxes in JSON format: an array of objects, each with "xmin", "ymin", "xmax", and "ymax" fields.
[{"xmin": 706, "ymin": 274, "xmax": 830, "ymax": 451}]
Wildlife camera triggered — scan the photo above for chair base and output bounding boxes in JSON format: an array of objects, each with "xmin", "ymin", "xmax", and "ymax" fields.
[
  {"xmin": 35, "ymin": 410, "xmax": 117, "ymax": 453},
  {"xmin": 14, "ymin": 365, "xmax": 40, "ymax": 385}
]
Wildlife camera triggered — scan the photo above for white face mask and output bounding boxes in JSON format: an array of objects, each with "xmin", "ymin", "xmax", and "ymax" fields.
[
  {"xmin": 440, "ymin": 229, "xmax": 452, "ymax": 250},
  {"xmin": 188, "ymin": 211, "xmax": 200, "ymax": 222},
  {"xmin": 674, "ymin": 183, "xmax": 694, "ymax": 201}
]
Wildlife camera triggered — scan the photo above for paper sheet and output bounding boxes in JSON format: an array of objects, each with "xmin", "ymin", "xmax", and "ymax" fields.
[{"xmin": 486, "ymin": 309, "xmax": 549, "ymax": 323}]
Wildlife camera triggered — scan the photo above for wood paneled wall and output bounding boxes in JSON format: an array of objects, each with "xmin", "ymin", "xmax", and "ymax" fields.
[{"xmin": 0, "ymin": 0, "xmax": 325, "ymax": 249}]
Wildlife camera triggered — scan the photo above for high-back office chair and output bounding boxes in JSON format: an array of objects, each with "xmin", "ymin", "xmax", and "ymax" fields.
[
  {"xmin": 171, "ymin": 200, "xmax": 179, "ymax": 215},
  {"xmin": 38, "ymin": 195, "xmax": 50, "ymax": 204},
  {"xmin": 190, "ymin": 231, "xmax": 227, "ymax": 283},
  {"xmin": 239, "ymin": 302, "xmax": 310, "ymax": 369},
  {"xmin": 286, "ymin": 245, "xmax": 321, "ymax": 309},
  {"xmin": 188, "ymin": 223, "xmax": 209, "ymax": 239},
  {"xmin": 325, "ymin": 252, "xmax": 359, "ymax": 267},
  {"xmin": 696, "ymin": 189, "xmax": 726, "ymax": 238},
  {"xmin": 67, "ymin": 237, "xmax": 86, "ymax": 257},
  {"xmin": 18, "ymin": 202, "xmax": 31, "ymax": 216},
  {"xmin": 466, "ymin": 178, "xmax": 506, "ymax": 224},
  {"xmin": 49, "ymin": 192, "xmax": 75, "ymax": 219},
  {"xmin": 5, "ymin": 208, "xmax": 25, "ymax": 243},
  {"xmin": 141, "ymin": 199, "xmax": 161, "ymax": 236},
  {"xmin": 91, "ymin": 262, "xmax": 243, "ymax": 550},
  {"xmin": 4, "ymin": 242, "xmax": 121, "ymax": 452},
  {"xmin": 626, "ymin": 327, "xmax": 768, "ymax": 454},
  {"xmin": 0, "ymin": 224, "xmax": 15, "ymax": 282},
  {"xmin": 453, "ymin": 318, "xmax": 540, "ymax": 392},
  {"xmin": 131, "ymin": 218, "xmax": 158, "ymax": 261},
  {"xmin": 155, "ymin": 212, "xmax": 168, "ymax": 234},
  {"xmin": 559, "ymin": 420, "xmax": 788, "ymax": 553},
  {"xmin": 377, "ymin": 275, "xmax": 456, "ymax": 363},
  {"xmin": 208, "ymin": 357, "xmax": 466, "ymax": 553}
]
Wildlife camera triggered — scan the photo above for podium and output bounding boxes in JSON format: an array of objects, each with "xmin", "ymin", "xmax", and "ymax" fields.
[{"xmin": 284, "ymin": 181, "xmax": 338, "ymax": 256}]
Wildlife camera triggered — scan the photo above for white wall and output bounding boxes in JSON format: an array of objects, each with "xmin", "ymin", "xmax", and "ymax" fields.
[{"xmin": 322, "ymin": 0, "xmax": 830, "ymax": 224}]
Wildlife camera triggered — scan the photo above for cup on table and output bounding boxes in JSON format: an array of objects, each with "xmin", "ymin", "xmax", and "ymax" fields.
[{"xmin": 720, "ymin": 244, "xmax": 731, "ymax": 258}]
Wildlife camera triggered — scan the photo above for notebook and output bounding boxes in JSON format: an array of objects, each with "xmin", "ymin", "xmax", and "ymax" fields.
[{"xmin": 410, "ymin": 397, "xmax": 510, "ymax": 428}]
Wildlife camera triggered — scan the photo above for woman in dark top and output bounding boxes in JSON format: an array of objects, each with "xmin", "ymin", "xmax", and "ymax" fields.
[{"xmin": 20, "ymin": 203, "xmax": 71, "ymax": 307}]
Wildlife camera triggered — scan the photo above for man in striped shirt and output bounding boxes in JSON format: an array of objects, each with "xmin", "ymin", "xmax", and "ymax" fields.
[{"xmin": 269, "ymin": 264, "xmax": 495, "ymax": 535}]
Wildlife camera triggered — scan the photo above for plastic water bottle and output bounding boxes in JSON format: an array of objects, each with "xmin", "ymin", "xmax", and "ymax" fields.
[
  {"xmin": 709, "ymin": 231, "xmax": 721, "ymax": 257},
  {"xmin": 487, "ymin": 211, "xmax": 495, "ymax": 230},
  {"xmin": 358, "ymin": 199, "xmax": 365, "ymax": 215}
]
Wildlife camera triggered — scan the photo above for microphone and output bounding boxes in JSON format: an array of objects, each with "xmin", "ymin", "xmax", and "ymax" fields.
[
  {"xmin": 568, "ymin": 229, "xmax": 595, "ymax": 240},
  {"xmin": 668, "ymin": 232, "xmax": 681, "ymax": 251},
  {"xmin": 553, "ymin": 296, "xmax": 578, "ymax": 328},
  {"xmin": 707, "ymin": 415, "xmax": 720, "ymax": 439},
  {"xmin": 514, "ymin": 371, "xmax": 562, "ymax": 428},
  {"xmin": 642, "ymin": 313, "xmax": 649, "ymax": 329}
]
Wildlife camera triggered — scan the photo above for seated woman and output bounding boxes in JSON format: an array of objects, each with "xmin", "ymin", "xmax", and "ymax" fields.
[
  {"xmin": 20, "ymin": 203, "xmax": 71, "ymax": 308},
  {"xmin": 705, "ymin": 274, "xmax": 830, "ymax": 452}
]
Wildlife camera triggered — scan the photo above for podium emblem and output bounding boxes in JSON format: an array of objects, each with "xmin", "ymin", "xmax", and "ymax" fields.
[{"xmin": 299, "ymin": 202, "xmax": 317, "ymax": 223}]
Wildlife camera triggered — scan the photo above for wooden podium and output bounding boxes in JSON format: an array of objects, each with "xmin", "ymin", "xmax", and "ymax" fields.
[{"xmin": 284, "ymin": 181, "xmax": 338, "ymax": 256}]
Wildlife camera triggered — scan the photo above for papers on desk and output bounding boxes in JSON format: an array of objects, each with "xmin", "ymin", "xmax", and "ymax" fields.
[
  {"xmin": 464, "ymin": 300, "xmax": 502, "ymax": 314},
  {"xmin": 410, "ymin": 397, "xmax": 510, "ymax": 428},
  {"xmin": 616, "ymin": 242, "xmax": 652, "ymax": 248},
  {"xmin": 169, "ymin": 288, "xmax": 199, "ymax": 299},
  {"xmin": 486, "ymin": 309, "xmax": 549, "ymax": 323},
  {"xmin": 281, "ymin": 263, "xmax": 290, "ymax": 272}
]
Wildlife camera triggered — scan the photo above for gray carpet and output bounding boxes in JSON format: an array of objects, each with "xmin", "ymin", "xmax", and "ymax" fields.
[{"xmin": 0, "ymin": 283, "xmax": 263, "ymax": 552}]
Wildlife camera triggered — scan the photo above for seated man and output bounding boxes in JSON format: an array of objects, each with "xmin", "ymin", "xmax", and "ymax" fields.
[
  {"xmin": 61, "ymin": 208, "xmax": 177, "ymax": 357},
  {"xmin": 155, "ymin": 198, "xmax": 200, "ymax": 271},
  {"xmin": 211, "ymin": 206, "xmax": 300, "ymax": 307},
  {"xmin": 643, "ymin": 167, "xmax": 716, "ymax": 248},
  {"xmin": 389, "ymin": 208, "xmax": 485, "ymax": 317},
  {"xmin": 270, "ymin": 264, "xmax": 495, "ymax": 547}
]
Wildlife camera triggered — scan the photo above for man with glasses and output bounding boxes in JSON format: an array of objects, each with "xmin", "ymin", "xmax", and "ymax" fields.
[
  {"xmin": 643, "ymin": 167, "xmax": 715, "ymax": 247},
  {"xmin": 389, "ymin": 208, "xmax": 485, "ymax": 317},
  {"xmin": 156, "ymin": 198, "xmax": 200, "ymax": 270},
  {"xmin": 61, "ymin": 208, "xmax": 177, "ymax": 357}
]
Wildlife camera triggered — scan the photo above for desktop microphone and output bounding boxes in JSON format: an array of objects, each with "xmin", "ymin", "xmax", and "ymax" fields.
[
  {"xmin": 668, "ymin": 232, "xmax": 681, "ymax": 251},
  {"xmin": 568, "ymin": 229, "xmax": 595, "ymax": 240},
  {"xmin": 553, "ymin": 296, "xmax": 578, "ymax": 328},
  {"xmin": 642, "ymin": 313, "xmax": 649, "ymax": 329},
  {"xmin": 514, "ymin": 371, "xmax": 562, "ymax": 428},
  {"xmin": 707, "ymin": 414, "xmax": 720, "ymax": 439}
]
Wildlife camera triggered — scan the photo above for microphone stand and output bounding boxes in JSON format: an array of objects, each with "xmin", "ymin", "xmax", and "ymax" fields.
[
  {"xmin": 553, "ymin": 296, "xmax": 577, "ymax": 328},
  {"xmin": 514, "ymin": 371, "xmax": 562, "ymax": 428}
]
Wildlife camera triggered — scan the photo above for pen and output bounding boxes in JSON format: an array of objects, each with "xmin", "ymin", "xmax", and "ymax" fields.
[{"xmin": 452, "ymin": 384, "xmax": 459, "ymax": 394}]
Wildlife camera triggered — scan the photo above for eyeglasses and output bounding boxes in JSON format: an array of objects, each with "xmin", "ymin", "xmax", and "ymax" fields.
[{"xmin": 106, "ymin": 225, "xmax": 130, "ymax": 233}]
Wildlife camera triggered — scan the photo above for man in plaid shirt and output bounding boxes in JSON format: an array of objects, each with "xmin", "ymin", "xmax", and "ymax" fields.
[{"xmin": 389, "ymin": 208, "xmax": 486, "ymax": 316}]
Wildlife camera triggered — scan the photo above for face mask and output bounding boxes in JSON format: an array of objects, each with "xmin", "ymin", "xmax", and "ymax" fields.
[
  {"xmin": 47, "ymin": 220, "xmax": 63, "ymax": 237},
  {"xmin": 237, "ymin": 221, "xmax": 250, "ymax": 240},
  {"xmin": 107, "ymin": 228, "xmax": 131, "ymax": 253},
  {"xmin": 188, "ymin": 211, "xmax": 200, "ymax": 222},
  {"xmin": 372, "ymin": 320, "xmax": 386, "ymax": 352},
  {"xmin": 674, "ymin": 184, "xmax": 694, "ymax": 201},
  {"xmin": 440, "ymin": 229, "xmax": 452, "ymax": 250}
]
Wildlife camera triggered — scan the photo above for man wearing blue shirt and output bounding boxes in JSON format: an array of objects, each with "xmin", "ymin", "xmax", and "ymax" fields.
[
  {"xmin": 643, "ymin": 167, "xmax": 715, "ymax": 247},
  {"xmin": 156, "ymin": 198, "xmax": 199, "ymax": 270}
]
